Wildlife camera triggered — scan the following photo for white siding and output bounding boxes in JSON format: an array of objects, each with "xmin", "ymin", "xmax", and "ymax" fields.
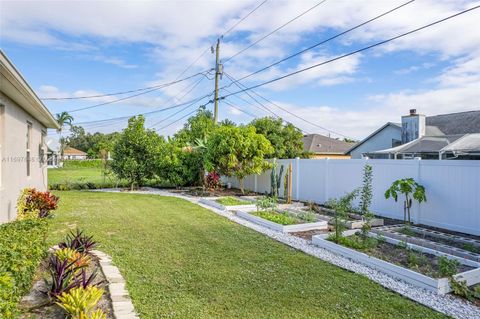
[
  {"xmin": 0, "ymin": 93, "xmax": 48, "ymax": 222},
  {"xmin": 350, "ymin": 125, "xmax": 401, "ymax": 159}
]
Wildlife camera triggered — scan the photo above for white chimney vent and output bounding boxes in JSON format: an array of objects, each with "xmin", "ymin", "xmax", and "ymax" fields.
[{"xmin": 401, "ymin": 109, "xmax": 426, "ymax": 144}]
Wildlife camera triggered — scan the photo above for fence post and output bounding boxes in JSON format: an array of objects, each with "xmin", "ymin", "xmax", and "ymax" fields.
[
  {"xmin": 323, "ymin": 158, "xmax": 329, "ymax": 203},
  {"xmin": 415, "ymin": 157, "xmax": 422, "ymax": 224},
  {"xmin": 295, "ymin": 157, "xmax": 300, "ymax": 200}
]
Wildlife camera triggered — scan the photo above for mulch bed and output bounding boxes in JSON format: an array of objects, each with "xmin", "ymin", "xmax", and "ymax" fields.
[{"xmin": 19, "ymin": 255, "xmax": 114, "ymax": 319}]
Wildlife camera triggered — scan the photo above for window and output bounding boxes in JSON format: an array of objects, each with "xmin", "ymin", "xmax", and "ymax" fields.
[{"xmin": 26, "ymin": 122, "xmax": 32, "ymax": 176}]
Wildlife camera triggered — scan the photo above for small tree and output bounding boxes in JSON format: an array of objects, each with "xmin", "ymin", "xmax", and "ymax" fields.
[
  {"xmin": 329, "ymin": 189, "xmax": 359, "ymax": 242},
  {"xmin": 359, "ymin": 164, "xmax": 374, "ymax": 235},
  {"xmin": 111, "ymin": 116, "xmax": 162, "ymax": 190},
  {"xmin": 204, "ymin": 125, "xmax": 273, "ymax": 194},
  {"xmin": 385, "ymin": 178, "xmax": 426, "ymax": 224}
]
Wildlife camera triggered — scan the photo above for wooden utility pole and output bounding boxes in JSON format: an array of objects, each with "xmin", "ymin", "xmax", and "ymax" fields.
[{"xmin": 213, "ymin": 38, "xmax": 221, "ymax": 123}]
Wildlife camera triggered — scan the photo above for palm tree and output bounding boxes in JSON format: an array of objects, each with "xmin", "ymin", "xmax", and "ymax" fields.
[{"xmin": 55, "ymin": 112, "xmax": 74, "ymax": 158}]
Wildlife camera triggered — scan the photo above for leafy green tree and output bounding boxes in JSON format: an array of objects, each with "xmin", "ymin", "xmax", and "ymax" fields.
[
  {"xmin": 204, "ymin": 125, "xmax": 273, "ymax": 193},
  {"xmin": 174, "ymin": 108, "xmax": 216, "ymax": 146},
  {"xmin": 111, "ymin": 116, "xmax": 162, "ymax": 190},
  {"xmin": 250, "ymin": 117, "xmax": 304, "ymax": 159},
  {"xmin": 385, "ymin": 178, "xmax": 427, "ymax": 224}
]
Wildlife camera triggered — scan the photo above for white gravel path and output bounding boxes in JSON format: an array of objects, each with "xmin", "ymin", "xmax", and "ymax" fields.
[{"xmin": 92, "ymin": 188, "xmax": 480, "ymax": 319}]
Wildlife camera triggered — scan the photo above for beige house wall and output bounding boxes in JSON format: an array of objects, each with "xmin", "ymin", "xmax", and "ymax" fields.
[{"xmin": 0, "ymin": 92, "xmax": 48, "ymax": 222}]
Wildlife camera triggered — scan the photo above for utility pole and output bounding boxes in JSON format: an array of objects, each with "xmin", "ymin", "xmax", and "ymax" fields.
[{"xmin": 213, "ymin": 38, "xmax": 221, "ymax": 123}]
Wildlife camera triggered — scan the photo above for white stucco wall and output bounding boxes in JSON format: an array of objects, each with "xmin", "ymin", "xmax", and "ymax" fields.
[
  {"xmin": 350, "ymin": 125, "xmax": 402, "ymax": 159},
  {"xmin": 0, "ymin": 92, "xmax": 48, "ymax": 222}
]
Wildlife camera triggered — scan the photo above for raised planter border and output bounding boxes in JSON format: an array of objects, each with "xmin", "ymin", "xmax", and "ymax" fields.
[
  {"xmin": 371, "ymin": 226, "xmax": 480, "ymax": 263},
  {"xmin": 315, "ymin": 207, "xmax": 384, "ymax": 229},
  {"xmin": 92, "ymin": 250, "xmax": 139, "ymax": 319},
  {"xmin": 311, "ymin": 236, "xmax": 480, "ymax": 294},
  {"xmin": 199, "ymin": 197, "xmax": 257, "ymax": 211},
  {"xmin": 236, "ymin": 210, "xmax": 328, "ymax": 233}
]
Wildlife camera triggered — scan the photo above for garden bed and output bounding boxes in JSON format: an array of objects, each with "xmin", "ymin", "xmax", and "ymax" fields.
[
  {"xmin": 19, "ymin": 253, "xmax": 114, "ymax": 319},
  {"xmin": 199, "ymin": 196, "xmax": 257, "ymax": 211},
  {"xmin": 310, "ymin": 205, "xmax": 384, "ymax": 229},
  {"xmin": 371, "ymin": 225, "xmax": 480, "ymax": 263},
  {"xmin": 312, "ymin": 233, "xmax": 480, "ymax": 294},
  {"xmin": 236, "ymin": 210, "xmax": 328, "ymax": 233}
]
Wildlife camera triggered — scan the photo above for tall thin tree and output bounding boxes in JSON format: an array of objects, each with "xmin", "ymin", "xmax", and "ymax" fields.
[{"xmin": 55, "ymin": 111, "xmax": 74, "ymax": 157}]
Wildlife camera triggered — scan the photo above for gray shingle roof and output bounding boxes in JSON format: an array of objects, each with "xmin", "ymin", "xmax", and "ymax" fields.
[
  {"xmin": 426, "ymin": 110, "xmax": 480, "ymax": 135},
  {"xmin": 302, "ymin": 134, "xmax": 355, "ymax": 154}
]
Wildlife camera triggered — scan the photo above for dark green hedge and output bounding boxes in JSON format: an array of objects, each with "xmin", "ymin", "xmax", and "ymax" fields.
[{"xmin": 0, "ymin": 219, "xmax": 48, "ymax": 318}]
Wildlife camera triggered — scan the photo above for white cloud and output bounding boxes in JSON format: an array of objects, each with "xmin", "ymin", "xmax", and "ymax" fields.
[{"xmin": 92, "ymin": 55, "xmax": 138, "ymax": 69}]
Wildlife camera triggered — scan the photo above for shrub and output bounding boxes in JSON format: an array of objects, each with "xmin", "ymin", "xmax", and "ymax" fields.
[
  {"xmin": 59, "ymin": 229, "xmax": 97, "ymax": 255},
  {"xmin": 56, "ymin": 286, "xmax": 104, "ymax": 318},
  {"xmin": 17, "ymin": 188, "xmax": 59, "ymax": 219},
  {"xmin": 205, "ymin": 172, "xmax": 220, "ymax": 190},
  {"xmin": 0, "ymin": 219, "xmax": 48, "ymax": 318},
  {"xmin": 63, "ymin": 159, "xmax": 103, "ymax": 169}
]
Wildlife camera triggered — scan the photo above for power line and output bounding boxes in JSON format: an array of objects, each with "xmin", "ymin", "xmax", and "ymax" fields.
[
  {"xmin": 221, "ymin": 0, "xmax": 269, "ymax": 38},
  {"xmin": 155, "ymin": 107, "xmax": 202, "ymax": 132},
  {"xmin": 224, "ymin": 72, "xmax": 350, "ymax": 138},
  {"xmin": 224, "ymin": 0, "xmax": 328, "ymax": 63},
  {"xmin": 75, "ymin": 92, "xmax": 214, "ymax": 126},
  {"xmin": 67, "ymin": 71, "xmax": 211, "ymax": 113},
  {"xmin": 223, "ymin": 99, "xmax": 258, "ymax": 118},
  {"xmin": 41, "ymin": 70, "xmax": 211, "ymax": 101},
  {"xmin": 221, "ymin": 4, "xmax": 480, "ymax": 99},
  {"xmin": 223, "ymin": 0, "xmax": 415, "ymax": 86}
]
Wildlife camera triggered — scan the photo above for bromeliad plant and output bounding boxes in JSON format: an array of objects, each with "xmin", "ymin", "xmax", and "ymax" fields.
[
  {"xmin": 56, "ymin": 286, "xmax": 105, "ymax": 319},
  {"xmin": 59, "ymin": 229, "xmax": 97, "ymax": 255},
  {"xmin": 55, "ymin": 248, "xmax": 91, "ymax": 270},
  {"xmin": 384, "ymin": 178, "xmax": 426, "ymax": 224}
]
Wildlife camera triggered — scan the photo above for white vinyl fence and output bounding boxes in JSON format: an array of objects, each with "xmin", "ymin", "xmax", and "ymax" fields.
[{"xmin": 224, "ymin": 159, "xmax": 480, "ymax": 236}]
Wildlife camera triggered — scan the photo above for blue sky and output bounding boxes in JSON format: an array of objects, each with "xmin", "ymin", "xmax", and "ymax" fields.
[{"xmin": 2, "ymin": 0, "xmax": 479, "ymax": 140}]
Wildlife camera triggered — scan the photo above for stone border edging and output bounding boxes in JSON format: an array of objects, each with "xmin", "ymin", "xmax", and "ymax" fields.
[{"xmin": 92, "ymin": 250, "xmax": 139, "ymax": 319}]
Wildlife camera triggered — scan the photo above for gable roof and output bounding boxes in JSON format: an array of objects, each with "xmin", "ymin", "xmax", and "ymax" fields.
[
  {"xmin": 0, "ymin": 50, "xmax": 59, "ymax": 129},
  {"xmin": 346, "ymin": 122, "xmax": 401, "ymax": 154},
  {"xmin": 302, "ymin": 134, "xmax": 355, "ymax": 154},
  {"xmin": 63, "ymin": 147, "xmax": 87, "ymax": 156}
]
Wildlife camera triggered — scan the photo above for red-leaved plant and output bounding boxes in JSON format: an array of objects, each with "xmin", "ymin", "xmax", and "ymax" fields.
[
  {"xmin": 18, "ymin": 188, "xmax": 59, "ymax": 218},
  {"xmin": 205, "ymin": 172, "xmax": 220, "ymax": 190}
]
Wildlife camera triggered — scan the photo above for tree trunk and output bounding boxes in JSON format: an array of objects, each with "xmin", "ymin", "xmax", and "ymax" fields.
[{"xmin": 239, "ymin": 178, "xmax": 245, "ymax": 194}]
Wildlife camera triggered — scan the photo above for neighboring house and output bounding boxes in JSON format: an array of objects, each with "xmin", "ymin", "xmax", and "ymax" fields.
[
  {"xmin": 0, "ymin": 50, "xmax": 60, "ymax": 222},
  {"xmin": 347, "ymin": 122, "xmax": 402, "ymax": 159},
  {"xmin": 63, "ymin": 147, "xmax": 87, "ymax": 160},
  {"xmin": 348, "ymin": 109, "xmax": 480, "ymax": 160},
  {"xmin": 302, "ymin": 134, "xmax": 355, "ymax": 159}
]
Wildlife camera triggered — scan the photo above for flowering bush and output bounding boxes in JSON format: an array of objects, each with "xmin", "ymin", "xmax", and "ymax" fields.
[
  {"xmin": 17, "ymin": 188, "xmax": 59, "ymax": 219},
  {"xmin": 205, "ymin": 171, "xmax": 220, "ymax": 190}
]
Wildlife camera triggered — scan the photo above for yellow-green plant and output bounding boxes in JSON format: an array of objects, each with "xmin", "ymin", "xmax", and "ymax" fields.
[
  {"xmin": 55, "ymin": 248, "xmax": 91, "ymax": 269},
  {"xmin": 56, "ymin": 286, "xmax": 104, "ymax": 318},
  {"xmin": 77, "ymin": 309, "xmax": 107, "ymax": 319}
]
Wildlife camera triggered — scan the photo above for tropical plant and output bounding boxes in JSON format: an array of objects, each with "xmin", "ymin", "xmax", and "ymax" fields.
[
  {"xmin": 58, "ymin": 229, "xmax": 97, "ymax": 255},
  {"xmin": 205, "ymin": 171, "xmax": 220, "ymax": 190},
  {"xmin": 384, "ymin": 178, "xmax": 426, "ymax": 224},
  {"xmin": 111, "ymin": 115, "xmax": 163, "ymax": 190},
  {"xmin": 55, "ymin": 248, "xmax": 91, "ymax": 269},
  {"xmin": 270, "ymin": 159, "xmax": 284, "ymax": 198},
  {"xmin": 359, "ymin": 164, "xmax": 374, "ymax": 236},
  {"xmin": 56, "ymin": 286, "xmax": 104, "ymax": 318},
  {"xmin": 46, "ymin": 255, "xmax": 83, "ymax": 298},
  {"xmin": 204, "ymin": 125, "xmax": 274, "ymax": 193},
  {"xmin": 17, "ymin": 188, "xmax": 59, "ymax": 219},
  {"xmin": 56, "ymin": 111, "xmax": 74, "ymax": 156}
]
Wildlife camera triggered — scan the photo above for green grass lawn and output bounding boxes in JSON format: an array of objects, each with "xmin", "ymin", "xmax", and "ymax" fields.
[
  {"xmin": 48, "ymin": 191, "xmax": 446, "ymax": 319},
  {"xmin": 48, "ymin": 166, "xmax": 106, "ymax": 185}
]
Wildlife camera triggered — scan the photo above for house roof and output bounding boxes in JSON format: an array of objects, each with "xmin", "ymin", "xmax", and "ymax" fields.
[
  {"xmin": 346, "ymin": 122, "xmax": 401, "ymax": 154},
  {"xmin": 302, "ymin": 134, "xmax": 355, "ymax": 155},
  {"xmin": 63, "ymin": 147, "xmax": 87, "ymax": 156},
  {"xmin": 0, "ymin": 50, "xmax": 60, "ymax": 129},
  {"xmin": 426, "ymin": 111, "xmax": 480, "ymax": 135}
]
